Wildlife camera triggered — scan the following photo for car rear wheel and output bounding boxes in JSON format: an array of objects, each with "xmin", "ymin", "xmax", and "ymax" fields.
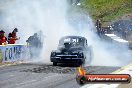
[
  {"xmin": 53, "ymin": 62, "xmax": 57, "ymax": 66},
  {"xmin": 77, "ymin": 61, "xmax": 83, "ymax": 67}
]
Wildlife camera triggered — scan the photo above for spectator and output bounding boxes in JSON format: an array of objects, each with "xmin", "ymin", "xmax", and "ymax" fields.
[
  {"xmin": 0, "ymin": 30, "xmax": 7, "ymax": 45},
  {"xmin": 8, "ymin": 28, "xmax": 19, "ymax": 44},
  {"xmin": 26, "ymin": 32, "xmax": 43, "ymax": 59},
  {"xmin": 96, "ymin": 19, "xmax": 102, "ymax": 36}
]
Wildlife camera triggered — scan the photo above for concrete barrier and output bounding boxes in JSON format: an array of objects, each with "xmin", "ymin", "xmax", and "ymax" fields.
[
  {"xmin": 0, "ymin": 44, "xmax": 30, "ymax": 62},
  {"xmin": 104, "ymin": 34, "xmax": 129, "ymax": 48}
]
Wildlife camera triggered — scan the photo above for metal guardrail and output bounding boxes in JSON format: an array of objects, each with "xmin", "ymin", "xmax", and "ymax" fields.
[{"xmin": 0, "ymin": 44, "xmax": 30, "ymax": 63}]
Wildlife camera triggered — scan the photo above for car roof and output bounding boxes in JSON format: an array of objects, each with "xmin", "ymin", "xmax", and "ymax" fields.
[{"xmin": 60, "ymin": 36, "xmax": 87, "ymax": 40}]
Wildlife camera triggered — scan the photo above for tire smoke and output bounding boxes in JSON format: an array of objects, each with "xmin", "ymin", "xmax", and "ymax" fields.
[{"xmin": 0, "ymin": 0, "xmax": 131, "ymax": 66}]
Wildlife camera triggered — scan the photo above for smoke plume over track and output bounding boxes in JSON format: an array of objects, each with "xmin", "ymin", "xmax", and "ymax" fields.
[{"xmin": 0, "ymin": 0, "xmax": 131, "ymax": 66}]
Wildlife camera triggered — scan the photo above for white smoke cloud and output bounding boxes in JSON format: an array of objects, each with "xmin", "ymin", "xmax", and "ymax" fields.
[
  {"xmin": 67, "ymin": 11, "xmax": 131, "ymax": 66},
  {"xmin": 0, "ymin": 0, "xmax": 131, "ymax": 66}
]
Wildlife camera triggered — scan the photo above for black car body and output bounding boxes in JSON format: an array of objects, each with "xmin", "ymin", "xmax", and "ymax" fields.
[{"xmin": 50, "ymin": 36, "xmax": 92, "ymax": 66}]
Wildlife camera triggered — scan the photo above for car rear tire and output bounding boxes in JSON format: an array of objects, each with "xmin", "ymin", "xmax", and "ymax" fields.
[
  {"xmin": 53, "ymin": 62, "xmax": 57, "ymax": 66},
  {"xmin": 77, "ymin": 62, "xmax": 83, "ymax": 67},
  {"xmin": 82, "ymin": 58, "xmax": 85, "ymax": 66}
]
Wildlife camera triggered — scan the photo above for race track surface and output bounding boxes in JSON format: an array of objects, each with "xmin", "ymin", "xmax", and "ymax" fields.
[{"xmin": 0, "ymin": 63, "xmax": 120, "ymax": 88}]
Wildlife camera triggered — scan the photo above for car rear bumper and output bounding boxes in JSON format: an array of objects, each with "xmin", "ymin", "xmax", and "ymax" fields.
[{"xmin": 50, "ymin": 57, "xmax": 83, "ymax": 63}]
